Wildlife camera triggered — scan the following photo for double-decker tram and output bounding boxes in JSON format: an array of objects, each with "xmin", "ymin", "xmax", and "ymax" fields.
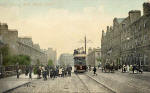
[{"xmin": 74, "ymin": 48, "xmax": 86, "ymax": 73}]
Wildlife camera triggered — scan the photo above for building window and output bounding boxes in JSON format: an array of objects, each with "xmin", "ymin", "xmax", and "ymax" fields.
[
  {"xmin": 122, "ymin": 24, "xmax": 125, "ymax": 28},
  {"xmin": 139, "ymin": 26, "xmax": 141, "ymax": 31},
  {"xmin": 144, "ymin": 22, "xmax": 146, "ymax": 28}
]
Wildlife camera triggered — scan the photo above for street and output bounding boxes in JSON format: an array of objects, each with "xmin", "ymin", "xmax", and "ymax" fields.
[
  {"xmin": 10, "ymin": 73, "xmax": 114, "ymax": 93},
  {"xmin": 0, "ymin": 69, "xmax": 149, "ymax": 93}
]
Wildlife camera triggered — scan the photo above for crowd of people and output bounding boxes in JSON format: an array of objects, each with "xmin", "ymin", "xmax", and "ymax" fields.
[
  {"xmin": 16, "ymin": 63, "xmax": 143, "ymax": 79},
  {"xmin": 122, "ymin": 64, "xmax": 143, "ymax": 74},
  {"xmin": 17, "ymin": 65, "xmax": 72, "ymax": 80}
]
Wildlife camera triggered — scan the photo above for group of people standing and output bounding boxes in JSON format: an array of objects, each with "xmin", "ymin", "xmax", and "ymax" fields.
[
  {"xmin": 16, "ymin": 66, "xmax": 33, "ymax": 79},
  {"xmin": 17, "ymin": 65, "xmax": 72, "ymax": 80},
  {"xmin": 122, "ymin": 64, "xmax": 143, "ymax": 74},
  {"xmin": 36, "ymin": 66, "xmax": 72, "ymax": 80}
]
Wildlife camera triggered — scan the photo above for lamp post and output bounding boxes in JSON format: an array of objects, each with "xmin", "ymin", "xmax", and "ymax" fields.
[
  {"xmin": 0, "ymin": 53, "xmax": 2, "ymax": 66},
  {"xmin": 0, "ymin": 41, "xmax": 4, "ymax": 66}
]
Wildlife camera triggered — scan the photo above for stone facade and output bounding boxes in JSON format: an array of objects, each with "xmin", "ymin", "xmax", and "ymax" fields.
[
  {"xmin": 0, "ymin": 23, "xmax": 18, "ymax": 55},
  {"xmin": 87, "ymin": 48, "xmax": 101, "ymax": 67},
  {"xmin": 44, "ymin": 48, "xmax": 57, "ymax": 66},
  {"xmin": 17, "ymin": 37, "xmax": 47, "ymax": 65},
  {"xmin": 101, "ymin": 2, "xmax": 150, "ymax": 71},
  {"xmin": 0, "ymin": 23, "xmax": 47, "ymax": 65},
  {"xmin": 58, "ymin": 53, "xmax": 74, "ymax": 66}
]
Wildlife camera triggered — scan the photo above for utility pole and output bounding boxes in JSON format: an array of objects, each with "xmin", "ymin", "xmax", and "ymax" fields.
[
  {"xmin": 85, "ymin": 36, "xmax": 86, "ymax": 54},
  {"xmin": 0, "ymin": 53, "xmax": 2, "ymax": 65},
  {"xmin": 78, "ymin": 36, "xmax": 92, "ymax": 55}
]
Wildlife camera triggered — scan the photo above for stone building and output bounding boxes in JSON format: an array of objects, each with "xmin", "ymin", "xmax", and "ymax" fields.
[
  {"xmin": 0, "ymin": 23, "xmax": 18, "ymax": 55},
  {"xmin": 101, "ymin": 2, "xmax": 150, "ymax": 71},
  {"xmin": 44, "ymin": 48, "xmax": 57, "ymax": 66},
  {"xmin": 17, "ymin": 37, "xmax": 47, "ymax": 65},
  {"xmin": 101, "ymin": 20, "xmax": 123, "ymax": 66},
  {"xmin": 0, "ymin": 23, "xmax": 48, "ymax": 65},
  {"xmin": 87, "ymin": 48, "xmax": 101, "ymax": 67},
  {"xmin": 58, "ymin": 53, "xmax": 74, "ymax": 66}
]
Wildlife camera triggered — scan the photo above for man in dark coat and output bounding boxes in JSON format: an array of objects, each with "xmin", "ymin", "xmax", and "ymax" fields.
[
  {"xmin": 93, "ymin": 66, "xmax": 97, "ymax": 76},
  {"xmin": 37, "ymin": 67, "xmax": 41, "ymax": 79},
  {"xmin": 16, "ymin": 67, "xmax": 20, "ymax": 79},
  {"xmin": 25, "ymin": 66, "xmax": 29, "ymax": 76},
  {"xmin": 133, "ymin": 64, "xmax": 136, "ymax": 74}
]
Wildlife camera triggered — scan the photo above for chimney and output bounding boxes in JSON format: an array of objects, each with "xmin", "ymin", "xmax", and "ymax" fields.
[
  {"xmin": 129, "ymin": 10, "xmax": 141, "ymax": 23},
  {"xmin": 110, "ymin": 26, "xmax": 113, "ymax": 31},
  {"xmin": 102, "ymin": 30, "xmax": 104, "ymax": 37},
  {"xmin": 143, "ymin": 2, "xmax": 150, "ymax": 16},
  {"xmin": 107, "ymin": 26, "xmax": 109, "ymax": 32}
]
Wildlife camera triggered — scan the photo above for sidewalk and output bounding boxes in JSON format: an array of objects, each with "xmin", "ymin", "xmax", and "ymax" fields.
[
  {"xmin": 87, "ymin": 70, "xmax": 150, "ymax": 93},
  {"xmin": 0, "ymin": 73, "xmax": 37, "ymax": 93},
  {"xmin": 117, "ymin": 69, "xmax": 150, "ymax": 82}
]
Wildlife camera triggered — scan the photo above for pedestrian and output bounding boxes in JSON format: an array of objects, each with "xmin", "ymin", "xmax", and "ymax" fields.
[
  {"xmin": 68, "ymin": 66, "xmax": 72, "ymax": 76},
  {"xmin": 64, "ymin": 68, "xmax": 67, "ymax": 76},
  {"xmin": 56, "ymin": 67, "xmax": 59, "ymax": 77},
  {"xmin": 89, "ymin": 65, "xmax": 91, "ymax": 72},
  {"xmin": 62, "ymin": 68, "xmax": 65, "ymax": 78},
  {"xmin": 127, "ymin": 65, "xmax": 129, "ymax": 73},
  {"xmin": 59, "ymin": 67, "xmax": 62, "ymax": 77},
  {"xmin": 25, "ymin": 66, "xmax": 29, "ymax": 76},
  {"xmin": 45, "ymin": 66, "xmax": 49, "ymax": 78},
  {"xmin": 43, "ymin": 67, "xmax": 47, "ymax": 81},
  {"xmin": 123, "ymin": 65, "xmax": 126, "ymax": 72},
  {"xmin": 50, "ymin": 68, "xmax": 53, "ymax": 79},
  {"xmin": 29, "ymin": 66, "xmax": 32, "ymax": 79},
  {"xmin": 37, "ymin": 67, "xmax": 41, "ymax": 79},
  {"xmin": 93, "ymin": 66, "xmax": 97, "ymax": 76},
  {"xmin": 133, "ymin": 64, "xmax": 136, "ymax": 74},
  {"xmin": 53, "ymin": 67, "xmax": 56, "ymax": 79},
  {"xmin": 16, "ymin": 67, "xmax": 21, "ymax": 79}
]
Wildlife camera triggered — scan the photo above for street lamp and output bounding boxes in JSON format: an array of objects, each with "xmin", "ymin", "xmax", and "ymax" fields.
[
  {"xmin": 0, "ymin": 41, "xmax": 4, "ymax": 66},
  {"xmin": 0, "ymin": 53, "xmax": 2, "ymax": 66}
]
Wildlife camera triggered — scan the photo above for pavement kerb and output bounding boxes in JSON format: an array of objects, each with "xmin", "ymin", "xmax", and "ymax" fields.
[
  {"xmin": 96, "ymin": 70, "xmax": 150, "ymax": 93},
  {"xmin": 86, "ymin": 74, "xmax": 116, "ymax": 93},
  {"xmin": 3, "ymin": 81, "xmax": 31, "ymax": 93},
  {"xmin": 2, "ymin": 74, "xmax": 38, "ymax": 93}
]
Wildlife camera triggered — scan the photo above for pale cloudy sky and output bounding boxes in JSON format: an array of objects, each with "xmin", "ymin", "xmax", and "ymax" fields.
[{"xmin": 0, "ymin": 0, "xmax": 147, "ymax": 57}]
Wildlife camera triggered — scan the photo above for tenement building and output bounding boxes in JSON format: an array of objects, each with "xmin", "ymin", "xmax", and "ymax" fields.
[
  {"xmin": 101, "ymin": 2, "xmax": 150, "ymax": 71},
  {"xmin": 0, "ymin": 23, "xmax": 47, "ymax": 65}
]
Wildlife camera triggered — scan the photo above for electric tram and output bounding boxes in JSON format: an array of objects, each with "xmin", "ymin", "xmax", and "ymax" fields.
[{"xmin": 74, "ymin": 49, "xmax": 86, "ymax": 73}]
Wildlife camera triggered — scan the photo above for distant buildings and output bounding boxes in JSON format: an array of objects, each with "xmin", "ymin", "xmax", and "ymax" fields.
[
  {"xmin": 101, "ymin": 2, "xmax": 150, "ymax": 71},
  {"xmin": 0, "ymin": 23, "xmax": 47, "ymax": 65},
  {"xmin": 44, "ymin": 48, "xmax": 57, "ymax": 66},
  {"xmin": 58, "ymin": 53, "xmax": 74, "ymax": 66},
  {"xmin": 87, "ymin": 48, "xmax": 101, "ymax": 67}
]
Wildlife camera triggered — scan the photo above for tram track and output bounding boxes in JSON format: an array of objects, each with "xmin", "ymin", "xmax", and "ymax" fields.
[
  {"xmin": 85, "ymin": 74, "xmax": 116, "ymax": 93},
  {"xmin": 76, "ymin": 73, "xmax": 116, "ymax": 93},
  {"xmin": 76, "ymin": 73, "xmax": 91, "ymax": 93}
]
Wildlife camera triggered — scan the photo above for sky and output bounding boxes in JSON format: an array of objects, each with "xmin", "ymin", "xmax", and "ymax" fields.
[{"xmin": 0, "ymin": 0, "xmax": 148, "ymax": 58}]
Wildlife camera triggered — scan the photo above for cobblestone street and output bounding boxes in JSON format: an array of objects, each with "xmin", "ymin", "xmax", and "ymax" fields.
[
  {"xmin": 1, "ymin": 70, "xmax": 150, "ymax": 93},
  {"xmin": 87, "ymin": 69, "xmax": 150, "ymax": 93},
  {"xmin": 10, "ymin": 73, "xmax": 113, "ymax": 93}
]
